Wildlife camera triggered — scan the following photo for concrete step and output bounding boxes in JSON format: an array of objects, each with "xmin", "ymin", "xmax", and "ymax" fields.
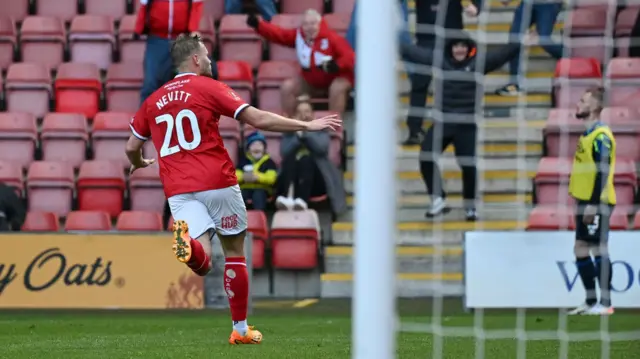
[
  {"xmin": 347, "ymin": 193, "xmax": 533, "ymax": 206},
  {"xmin": 324, "ymin": 246, "xmax": 463, "ymax": 274},
  {"xmin": 395, "ymin": 107, "xmax": 551, "ymax": 121},
  {"xmin": 399, "ymin": 93, "xmax": 551, "ymax": 108},
  {"xmin": 396, "ymin": 120, "xmax": 545, "ymax": 143},
  {"xmin": 331, "ymin": 220, "xmax": 527, "ymax": 246},
  {"xmin": 321, "ymin": 273, "xmax": 464, "ymax": 298},
  {"xmin": 340, "ymin": 203, "xmax": 532, "ymax": 222},
  {"xmin": 398, "ymin": 76, "xmax": 553, "ymax": 94},
  {"xmin": 348, "ymin": 143, "xmax": 543, "ymax": 159}
]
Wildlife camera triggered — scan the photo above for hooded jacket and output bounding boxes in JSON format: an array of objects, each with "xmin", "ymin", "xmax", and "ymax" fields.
[
  {"xmin": 254, "ymin": 19, "xmax": 355, "ymax": 89},
  {"xmin": 401, "ymin": 34, "xmax": 519, "ymax": 116}
]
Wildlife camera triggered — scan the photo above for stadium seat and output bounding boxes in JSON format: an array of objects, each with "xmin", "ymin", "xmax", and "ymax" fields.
[
  {"xmin": 5, "ymin": 63, "xmax": 52, "ymax": 119},
  {"xmin": 41, "ymin": 113, "xmax": 88, "ymax": 169},
  {"xmin": 257, "ymin": 61, "xmax": 300, "ymax": 112},
  {"xmin": 565, "ymin": 7, "xmax": 608, "ymax": 36},
  {"xmin": 269, "ymin": 15, "xmax": 301, "ymax": 61},
  {"xmin": 36, "ymin": 0, "xmax": 78, "ymax": 22},
  {"xmin": 247, "ymin": 210, "xmax": 269, "ymax": 269},
  {"xmin": 218, "ymin": 15, "xmax": 263, "ymax": 69},
  {"xmin": 22, "ymin": 211, "xmax": 60, "ymax": 232},
  {"xmin": 199, "ymin": 16, "xmax": 216, "ymax": 55},
  {"xmin": 27, "ymin": 161, "xmax": 75, "ymax": 217},
  {"xmin": 1, "ymin": 0, "xmax": 29, "ymax": 21},
  {"xmin": 69, "ymin": 15, "xmax": 115, "ymax": 70},
  {"xmin": 280, "ymin": 0, "xmax": 324, "ymax": 14},
  {"xmin": 84, "ymin": 0, "xmax": 127, "ymax": 18},
  {"xmin": 0, "ymin": 112, "xmax": 37, "ymax": 169},
  {"xmin": 270, "ymin": 209, "xmax": 320, "ymax": 269},
  {"xmin": 609, "ymin": 207, "xmax": 630, "ymax": 230},
  {"xmin": 55, "ymin": 63, "xmax": 102, "ymax": 119},
  {"xmin": 243, "ymin": 125, "xmax": 283, "ymax": 165},
  {"xmin": 526, "ymin": 206, "xmax": 575, "ymax": 230},
  {"xmin": 65, "ymin": 210, "xmax": 112, "ymax": 231},
  {"xmin": 565, "ymin": 38, "xmax": 612, "ymax": 65},
  {"xmin": 92, "ymin": 112, "xmax": 134, "ymax": 168},
  {"xmin": 600, "ymin": 107, "xmax": 640, "ymax": 160},
  {"xmin": 333, "ymin": 0, "xmax": 355, "ymax": 13},
  {"xmin": 315, "ymin": 111, "xmax": 343, "ymax": 167},
  {"xmin": 553, "ymin": 58, "xmax": 602, "ymax": 108},
  {"xmin": 615, "ymin": 36, "xmax": 632, "ymax": 58},
  {"xmin": 119, "ymin": 15, "xmax": 145, "ymax": 63},
  {"xmin": 77, "ymin": 161, "xmax": 126, "ymax": 217},
  {"xmin": 20, "ymin": 16, "xmax": 66, "ymax": 69},
  {"xmin": 615, "ymin": 7, "xmax": 639, "ymax": 37},
  {"xmin": 324, "ymin": 13, "xmax": 350, "ymax": 38},
  {"xmin": 116, "ymin": 211, "xmax": 163, "ymax": 231},
  {"xmin": 0, "ymin": 17, "xmax": 16, "ymax": 71},
  {"xmin": 219, "ymin": 116, "xmax": 241, "ymax": 164},
  {"xmin": 217, "ymin": 60, "xmax": 254, "ymax": 103},
  {"xmin": 0, "ymin": 161, "xmax": 24, "ymax": 195},
  {"xmin": 606, "ymin": 57, "xmax": 640, "ymax": 105},
  {"xmin": 129, "ymin": 165, "xmax": 165, "ymax": 214},
  {"xmin": 203, "ymin": 0, "xmax": 225, "ymax": 22},
  {"xmin": 106, "ymin": 62, "xmax": 143, "ymax": 112}
]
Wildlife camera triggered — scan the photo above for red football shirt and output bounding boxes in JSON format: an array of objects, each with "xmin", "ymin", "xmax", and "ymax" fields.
[{"xmin": 130, "ymin": 73, "xmax": 248, "ymax": 197}]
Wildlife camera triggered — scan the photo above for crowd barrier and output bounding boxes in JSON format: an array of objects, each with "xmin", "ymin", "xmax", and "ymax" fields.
[{"xmin": 464, "ymin": 231, "xmax": 640, "ymax": 309}]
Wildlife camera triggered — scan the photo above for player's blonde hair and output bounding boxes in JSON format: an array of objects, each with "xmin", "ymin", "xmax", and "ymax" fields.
[{"xmin": 170, "ymin": 33, "xmax": 203, "ymax": 68}]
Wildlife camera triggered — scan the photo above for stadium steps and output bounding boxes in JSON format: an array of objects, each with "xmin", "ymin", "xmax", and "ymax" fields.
[
  {"xmin": 399, "ymin": 93, "xmax": 552, "ymax": 107},
  {"xmin": 339, "ymin": 203, "xmax": 532, "ymax": 222},
  {"xmin": 348, "ymin": 143, "xmax": 543, "ymax": 158}
]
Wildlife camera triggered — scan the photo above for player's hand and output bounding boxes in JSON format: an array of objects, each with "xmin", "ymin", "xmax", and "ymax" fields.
[
  {"xmin": 129, "ymin": 158, "xmax": 156, "ymax": 175},
  {"xmin": 306, "ymin": 114, "xmax": 342, "ymax": 132},
  {"xmin": 523, "ymin": 31, "xmax": 538, "ymax": 46},
  {"xmin": 583, "ymin": 205, "xmax": 597, "ymax": 225},
  {"xmin": 244, "ymin": 171, "xmax": 256, "ymax": 182},
  {"xmin": 246, "ymin": 13, "xmax": 259, "ymax": 29},
  {"xmin": 463, "ymin": 4, "xmax": 478, "ymax": 17}
]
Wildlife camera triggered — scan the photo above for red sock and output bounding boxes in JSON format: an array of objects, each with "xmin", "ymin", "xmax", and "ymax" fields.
[
  {"xmin": 187, "ymin": 239, "xmax": 211, "ymax": 276},
  {"xmin": 224, "ymin": 257, "xmax": 249, "ymax": 322}
]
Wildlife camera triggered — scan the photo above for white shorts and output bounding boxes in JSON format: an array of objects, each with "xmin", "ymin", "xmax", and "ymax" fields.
[{"xmin": 168, "ymin": 185, "xmax": 248, "ymax": 238}]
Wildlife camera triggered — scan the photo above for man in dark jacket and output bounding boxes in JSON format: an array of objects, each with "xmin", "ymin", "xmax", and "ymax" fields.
[
  {"xmin": 401, "ymin": 31, "xmax": 535, "ymax": 220},
  {"xmin": 403, "ymin": 0, "xmax": 482, "ymax": 145},
  {"xmin": 0, "ymin": 183, "xmax": 25, "ymax": 231}
]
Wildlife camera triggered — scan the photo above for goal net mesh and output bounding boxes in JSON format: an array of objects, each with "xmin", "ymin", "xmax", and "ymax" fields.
[{"xmin": 391, "ymin": 0, "xmax": 640, "ymax": 358}]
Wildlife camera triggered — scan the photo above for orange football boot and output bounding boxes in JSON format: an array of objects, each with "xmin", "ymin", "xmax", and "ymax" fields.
[
  {"xmin": 172, "ymin": 220, "xmax": 192, "ymax": 263},
  {"xmin": 229, "ymin": 326, "xmax": 263, "ymax": 345}
]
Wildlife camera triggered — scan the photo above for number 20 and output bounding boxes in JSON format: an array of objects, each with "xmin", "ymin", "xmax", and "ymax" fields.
[{"xmin": 155, "ymin": 109, "xmax": 202, "ymax": 157}]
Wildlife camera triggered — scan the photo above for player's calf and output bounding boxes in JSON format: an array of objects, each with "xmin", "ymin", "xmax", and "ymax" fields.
[{"xmin": 172, "ymin": 220, "xmax": 212, "ymax": 276}]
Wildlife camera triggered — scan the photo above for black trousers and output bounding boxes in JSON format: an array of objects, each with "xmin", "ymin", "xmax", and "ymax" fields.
[
  {"xmin": 420, "ymin": 122, "xmax": 477, "ymax": 202},
  {"xmin": 242, "ymin": 189, "xmax": 269, "ymax": 210},
  {"xmin": 277, "ymin": 155, "xmax": 326, "ymax": 202}
]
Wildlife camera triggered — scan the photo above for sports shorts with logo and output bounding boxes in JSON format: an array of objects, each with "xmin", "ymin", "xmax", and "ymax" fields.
[
  {"xmin": 575, "ymin": 203, "xmax": 613, "ymax": 244},
  {"xmin": 168, "ymin": 185, "xmax": 248, "ymax": 238}
]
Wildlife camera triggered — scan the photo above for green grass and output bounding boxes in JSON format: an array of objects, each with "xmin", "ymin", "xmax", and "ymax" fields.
[{"xmin": 0, "ymin": 300, "xmax": 638, "ymax": 358}]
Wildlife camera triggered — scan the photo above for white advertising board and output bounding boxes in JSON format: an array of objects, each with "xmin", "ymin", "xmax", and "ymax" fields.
[{"xmin": 464, "ymin": 231, "xmax": 640, "ymax": 308}]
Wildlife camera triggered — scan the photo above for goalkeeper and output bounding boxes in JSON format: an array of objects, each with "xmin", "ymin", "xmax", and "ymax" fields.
[{"xmin": 400, "ymin": 32, "xmax": 535, "ymax": 220}]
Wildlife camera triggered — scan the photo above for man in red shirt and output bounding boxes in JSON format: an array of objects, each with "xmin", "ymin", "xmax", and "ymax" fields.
[
  {"xmin": 247, "ymin": 9, "xmax": 355, "ymax": 116},
  {"xmin": 125, "ymin": 34, "xmax": 340, "ymax": 345}
]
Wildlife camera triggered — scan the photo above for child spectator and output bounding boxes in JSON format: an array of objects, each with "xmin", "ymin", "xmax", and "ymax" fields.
[{"xmin": 236, "ymin": 132, "xmax": 278, "ymax": 210}]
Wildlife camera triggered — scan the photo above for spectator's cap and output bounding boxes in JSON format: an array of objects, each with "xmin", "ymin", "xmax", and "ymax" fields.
[{"xmin": 246, "ymin": 131, "xmax": 267, "ymax": 149}]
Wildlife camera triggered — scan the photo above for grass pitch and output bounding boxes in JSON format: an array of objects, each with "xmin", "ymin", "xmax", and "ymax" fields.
[{"xmin": 0, "ymin": 299, "xmax": 638, "ymax": 359}]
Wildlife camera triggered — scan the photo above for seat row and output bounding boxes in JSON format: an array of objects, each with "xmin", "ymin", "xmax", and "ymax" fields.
[
  {"xmin": 527, "ymin": 206, "xmax": 640, "ymax": 231},
  {"xmin": 23, "ymin": 208, "xmax": 322, "ymax": 270}
]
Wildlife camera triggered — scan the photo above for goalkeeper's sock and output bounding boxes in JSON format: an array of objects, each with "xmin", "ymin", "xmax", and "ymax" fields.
[
  {"xmin": 576, "ymin": 256, "xmax": 597, "ymax": 306},
  {"xmin": 594, "ymin": 255, "xmax": 613, "ymax": 307}
]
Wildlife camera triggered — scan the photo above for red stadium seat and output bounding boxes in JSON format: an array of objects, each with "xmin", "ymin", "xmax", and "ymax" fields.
[
  {"xmin": 20, "ymin": 16, "xmax": 66, "ymax": 69},
  {"xmin": 526, "ymin": 206, "xmax": 575, "ymax": 231},
  {"xmin": 116, "ymin": 211, "xmax": 163, "ymax": 231},
  {"xmin": 55, "ymin": 63, "xmax": 102, "ymax": 119},
  {"xmin": 615, "ymin": 7, "xmax": 639, "ymax": 37},
  {"xmin": 615, "ymin": 36, "xmax": 631, "ymax": 58},
  {"xmin": 27, "ymin": 161, "xmax": 75, "ymax": 217},
  {"xmin": 219, "ymin": 116, "xmax": 241, "ymax": 164},
  {"xmin": 36, "ymin": 0, "xmax": 78, "ymax": 22},
  {"xmin": 544, "ymin": 109, "xmax": 588, "ymax": 157},
  {"xmin": 247, "ymin": 210, "xmax": 268, "ymax": 269},
  {"xmin": 84, "ymin": 0, "xmax": 127, "ymax": 18},
  {"xmin": 280, "ymin": 0, "xmax": 324, "ymax": 14},
  {"xmin": 0, "ymin": 17, "xmax": 16, "ymax": 71},
  {"xmin": 0, "ymin": 161, "xmax": 24, "ymax": 195},
  {"xmin": 609, "ymin": 207, "xmax": 630, "ymax": 230},
  {"xmin": 129, "ymin": 165, "xmax": 165, "ymax": 214},
  {"xmin": 243, "ymin": 125, "xmax": 282, "ymax": 165},
  {"xmin": 565, "ymin": 8, "xmax": 608, "ymax": 36},
  {"xmin": 257, "ymin": 61, "xmax": 300, "ymax": 112},
  {"xmin": 119, "ymin": 15, "xmax": 146, "ymax": 63},
  {"xmin": 69, "ymin": 15, "xmax": 115, "ymax": 70},
  {"xmin": 600, "ymin": 107, "xmax": 640, "ymax": 160},
  {"xmin": 106, "ymin": 62, "xmax": 143, "ymax": 112},
  {"xmin": 5, "ymin": 63, "xmax": 51, "ymax": 119},
  {"xmin": 203, "ymin": 0, "xmax": 225, "ymax": 22},
  {"xmin": 270, "ymin": 209, "xmax": 320, "ymax": 269},
  {"xmin": 92, "ymin": 112, "xmax": 134, "ymax": 168},
  {"xmin": 333, "ymin": 0, "xmax": 355, "ymax": 13},
  {"xmin": 1, "ymin": 0, "xmax": 29, "ymax": 21},
  {"xmin": 77, "ymin": 161, "xmax": 126, "ymax": 217},
  {"xmin": 269, "ymin": 15, "xmax": 301, "ymax": 61},
  {"xmin": 324, "ymin": 13, "xmax": 350, "ymax": 38},
  {"xmin": 553, "ymin": 58, "xmax": 602, "ymax": 108},
  {"xmin": 199, "ymin": 16, "xmax": 216, "ymax": 55},
  {"xmin": 565, "ymin": 38, "xmax": 612, "ymax": 65},
  {"xmin": 606, "ymin": 58, "xmax": 640, "ymax": 81},
  {"xmin": 219, "ymin": 15, "xmax": 263, "ymax": 69},
  {"xmin": 41, "ymin": 113, "xmax": 88, "ymax": 169},
  {"xmin": 65, "ymin": 210, "xmax": 112, "ymax": 231},
  {"xmin": 0, "ymin": 112, "xmax": 37, "ymax": 169},
  {"xmin": 217, "ymin": 60, "xmax": 254, "ymax": 103},
  {"xmin": 22, "ymin": 212, "xmax": 60, "ymax": 232},
  {"xmin": 315, "ymin": 110, "xmax": 343, "ymax": 167}
]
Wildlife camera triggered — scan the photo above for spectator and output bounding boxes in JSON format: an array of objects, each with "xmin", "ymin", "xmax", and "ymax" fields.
[
  {"xmin": 226, "ymin": 0, "xmax": 276, "ymax": 22},
  {"xmin": 236, "ymin": 132, "xmax": 278, "ymax": 210},
  {"xmin": 346, "ymin": 0, "xmax": 412, "ymax": 50},
  {"xmin": 276, "ymin": 98, "xmax": 346, "ymax": 216},
  {"xmin": 495, "ymin": 0, "xmax": 563, "ymax": 96},
  {"xmin": 0, "ymin": 183, "xmax": 25, "ymax": 231},
  {"xmin": 247, "ymin": 9, "xmax": 355, "ymax": 117}
]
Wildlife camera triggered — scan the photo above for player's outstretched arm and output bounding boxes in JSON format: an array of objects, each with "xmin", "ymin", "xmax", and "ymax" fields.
[
  {"xmin": 237, "ymin": 106, "xmax": 341, "ymax": 132},
  {"xmin": 125, "ymin": 135, "xmax": 156, "ymax": 174}
]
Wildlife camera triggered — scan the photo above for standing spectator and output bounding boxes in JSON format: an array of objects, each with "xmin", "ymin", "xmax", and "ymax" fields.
[
  {"xmin": 276, "ymin": 98, "xmax": 346, "ymax": 216},
  {"xmin": 403, "ymin": 0, "xmax": 482, "ymax": 145},
  {"xmin": 346, "ymin": 0, "xmax": 412, "ymax": 50},
  {"xmin": 236, "ymin": 132, "xmax": 278, "ymax": 210},
  {"xmin": 246, "ymin": 9, "xmax": 355, "ymax": 117},
  {"xmin": 135, "ymin": 0, "xmax": 213, "ymax": 103},
  {"xmin": 225, "ymin": 0, "xmax": 276, "ymax": 22},
  {"xmin": 495, "ymin": 0, "xmax": 563, "ymax": 96},
  {"xmin": 0, "ymin": 183, "xmax": 25, "ymax": 231}
]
